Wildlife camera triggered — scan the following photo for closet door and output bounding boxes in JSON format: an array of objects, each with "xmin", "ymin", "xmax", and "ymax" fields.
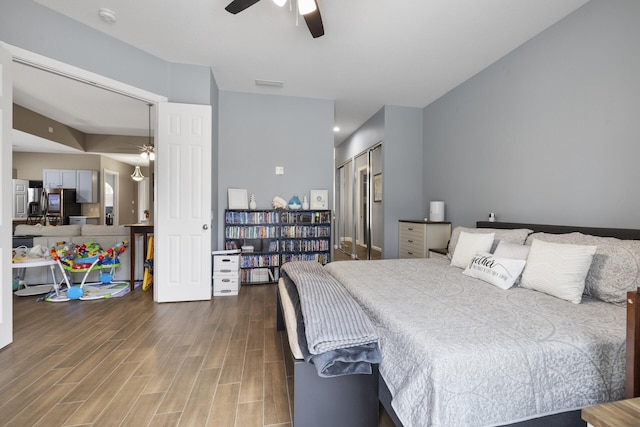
[
  {"xmin": 354, "ymin": 152, "xmax": 369, "ymax": 259},
  {"xmin": 335, "ymin": 143, "xmax": 383, "ymax": 261},
  {"xmin": 336, "ymin": 160, "xmax": 354, "ymax": 258},
  {"xmin": 370, "ymin": 145, "xmax": 383, "ymax": 259}
]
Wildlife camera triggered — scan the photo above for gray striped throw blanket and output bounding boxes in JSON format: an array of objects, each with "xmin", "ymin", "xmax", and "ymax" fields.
[{"xmin": 281, "ymin": 261, "xmax": 380, "ymax": 377}]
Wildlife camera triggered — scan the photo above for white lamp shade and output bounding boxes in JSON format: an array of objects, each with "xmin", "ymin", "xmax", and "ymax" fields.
[
  {"xmin": 298, "ymin": 0, "xmax": 316, "ymax": 15},
  {"xmin": 272, "ymin": 0, "xmax": 287, "ymax": 6},
  {"xmin": 429, "ymin": 201, "xmax": 445, "ymax": 222}
]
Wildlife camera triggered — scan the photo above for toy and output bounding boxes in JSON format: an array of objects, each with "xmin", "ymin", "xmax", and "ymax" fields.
[
  {"xmin": 47, "ymin": 240, "xmax": 129, "ymax": 302},
  {"xmin": 272, "ymin": 196, "xmax": 287, "ymax": 209},
  {"xmin": 66, "ymin": 286, "xmax": 84, "ymax": 300}
]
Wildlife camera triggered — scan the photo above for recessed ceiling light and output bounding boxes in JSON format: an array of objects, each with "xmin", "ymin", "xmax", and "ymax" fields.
[
  {"xmin": 333, "ymin": 126, "xmax": 340, "ymax": 132},
  {"xmin": 98, "ymin": 8, "xmax": 117, "ymax": 24},
  {"xmin": 255, "ymin": 79, "xmax": 284, "ymax": 88}
]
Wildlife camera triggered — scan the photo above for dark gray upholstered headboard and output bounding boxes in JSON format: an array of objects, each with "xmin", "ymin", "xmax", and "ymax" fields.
[{"xmin": 476, "ymin": 221, "xmax": 640, "ymax": 241}]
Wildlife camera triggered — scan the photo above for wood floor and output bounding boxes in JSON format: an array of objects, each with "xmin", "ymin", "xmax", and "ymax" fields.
[{"xmin": 1, "ymin": 284, "xmax": 395, "ymax": 426}]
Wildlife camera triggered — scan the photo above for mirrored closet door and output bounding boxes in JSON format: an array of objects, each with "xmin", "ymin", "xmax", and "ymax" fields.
[{"xmin": 335, "ymin": 143, "xmax": 383, "ymax": 260}]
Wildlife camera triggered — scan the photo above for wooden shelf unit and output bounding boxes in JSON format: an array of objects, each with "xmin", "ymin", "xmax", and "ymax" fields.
[{"xmin": 224, "ymin": 209, "xmax": 332, "ymax": 285}]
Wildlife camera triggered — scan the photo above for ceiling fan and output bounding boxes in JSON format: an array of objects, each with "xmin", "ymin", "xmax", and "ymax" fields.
[{"xmin": 225, "ymin": 0, "xmax": 324, "ymax": 38}]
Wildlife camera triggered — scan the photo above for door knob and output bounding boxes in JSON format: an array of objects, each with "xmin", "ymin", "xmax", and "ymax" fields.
[{"xmin": 203, "ymin": 224, "xmax": 209, "ymax": 230}]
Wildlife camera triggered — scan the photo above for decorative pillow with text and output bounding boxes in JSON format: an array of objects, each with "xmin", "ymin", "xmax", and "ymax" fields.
[{"xmin": 463, "ymin": 252, "xmax": 527, "ymax": 290}]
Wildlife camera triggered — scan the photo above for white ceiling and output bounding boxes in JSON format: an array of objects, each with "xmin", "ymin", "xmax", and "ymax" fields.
[{"xmin": 12, "ymin": 0, "xmax": 589, "ymax": 160}]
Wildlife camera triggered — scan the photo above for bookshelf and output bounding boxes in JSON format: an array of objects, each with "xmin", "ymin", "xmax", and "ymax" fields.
[{"xmin": 224, "ymin": 209, "xmax": 332, "ymax": 284}]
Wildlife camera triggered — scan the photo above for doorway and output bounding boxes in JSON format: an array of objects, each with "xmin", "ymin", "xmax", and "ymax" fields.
[
  {"xmin": 137, "ymin": 177, "xmax": 150, "ymax": 223},
  {"xmin": 104, "ymin": 169, "xmax": 118, "ymax": 226}
]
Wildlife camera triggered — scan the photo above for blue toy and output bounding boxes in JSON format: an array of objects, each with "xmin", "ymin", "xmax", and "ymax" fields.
[{"xmin": 67, "ymin": 286, "xmax": 84, "ymax": 300}]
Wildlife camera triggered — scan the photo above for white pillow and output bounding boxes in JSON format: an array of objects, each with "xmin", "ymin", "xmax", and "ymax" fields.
[
  {"xmin": 450, "ymin": 231, "xmax": 495, "ymax": 269},
  {"xmin": 448, "ymin": 227, "xmax": 532, "ymax": 258},
  {"xmin": 463, "ymin": 252, "xmax": 526, "ymax": 290},
  {"xmin": 520, "ymin": 239, "xmax": 597, "ymax": 304},
  {"xmin": 493, "ymin": 241, "xmax": 530, "ymax": 260}
]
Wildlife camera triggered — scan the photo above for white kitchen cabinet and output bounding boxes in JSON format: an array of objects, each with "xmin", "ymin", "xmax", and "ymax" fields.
[
  {"xmin": 43, "ymin": 169, "xmax": 76, "ymax": 190},
  {"xmin": 76, "ymin": 170, "xmax": 99, "ymax": 203}
]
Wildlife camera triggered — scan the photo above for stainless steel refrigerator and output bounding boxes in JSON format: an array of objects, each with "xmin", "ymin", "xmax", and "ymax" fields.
[
  {"xmin": 27, "ymin": 187, "xmax": 45, "ymax": 215},
  {"xmin": 46, "ymin": 189, "xmax": 81, "ymax": 224}
]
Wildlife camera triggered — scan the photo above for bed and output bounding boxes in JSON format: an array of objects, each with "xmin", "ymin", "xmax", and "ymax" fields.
[{"xmin": 277, "ymin": 222, "xmax": 640, "ymax": 427}]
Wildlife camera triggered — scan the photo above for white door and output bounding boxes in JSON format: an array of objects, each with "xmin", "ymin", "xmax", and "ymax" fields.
[
  {"xmin": 154, "ymin": 102, "xmax": 212, "ymax": 302},
  {"xmin": 13, "ymin": 179, "xmax": 28, "ymax": 218},
  {"xmin": 0, "ymin": 43, "xmax": 14, "ymax": 349}
]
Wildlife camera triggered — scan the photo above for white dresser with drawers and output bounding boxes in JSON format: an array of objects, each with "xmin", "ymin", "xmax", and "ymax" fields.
[
  {"xmin": 212, "ymin": 250, "xmax": 240, "ymax": 296},
  {"xmin": 398, "ymin": 220, "xmax": 451, "ymax": 259}
]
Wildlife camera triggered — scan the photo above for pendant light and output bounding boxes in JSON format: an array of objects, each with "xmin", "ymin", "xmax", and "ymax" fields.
[
  {"xmin": 131, "ymin": 164, "xmax": 144, "ymax": 181},
  {"xmin": 132, "ymin": 103, "xmax": 153, "ymax": 182}
]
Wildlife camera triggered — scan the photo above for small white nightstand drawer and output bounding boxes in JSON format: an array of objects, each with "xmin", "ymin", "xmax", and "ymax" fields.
[
  {"xmin": 400, "ymin": 249, "xmax": 425, "ymax": 258},
  {"xmin": 213, "ymin": 255, "xmax": 239, "ymax": 274},
  {"xmin": 213, "ymin": 276, "xmax": 239, "ymax": 296},
  {"xmin": 399, "ymin": 224, "xmax": 425, "ymax": 240}
]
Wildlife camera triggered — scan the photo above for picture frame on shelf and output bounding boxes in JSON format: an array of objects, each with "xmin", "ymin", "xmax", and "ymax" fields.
[
  {"xmin": 310, "ymin": 189, "xmax": 329, "ymax": 209},
  {"xmin": 228, "ymin": 188, "xmax": 248, "ymax": 209},
  {"xmin": 373, "ymin": 173, "xmax": 382, "ymax": 202}
]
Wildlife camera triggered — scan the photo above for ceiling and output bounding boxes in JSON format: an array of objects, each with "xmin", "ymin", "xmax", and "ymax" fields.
[
  {"xmin": 12, "ymin": 60, "xmax": 153, "ymax": 166},
  {"xmin": 12, "ymin": 0, "xmax": 590, "ymax": 161}
]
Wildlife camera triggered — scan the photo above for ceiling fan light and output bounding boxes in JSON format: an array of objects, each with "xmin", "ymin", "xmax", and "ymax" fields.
[
  {"xmin": 149, "ymin": 151, "xmax": 156, "ymax": 161},
  {"xmin": 131, "ymin": 165, "xmax": 145, "ymax": 182},
  {"xmin": 272, "ymin": 0, "xmax": 287, "ymax": 7},
  {"xmin": 298, "ymin": 0, "xmax": 316, "ymax": 15},
  {"xmin": 140, "ymin": 151, "xmax": 148, "ymax": 159}
]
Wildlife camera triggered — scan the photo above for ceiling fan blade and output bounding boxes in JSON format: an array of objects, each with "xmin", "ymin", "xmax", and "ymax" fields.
[
  {"xmin": 303, "ymin": 0, "xmax": 324, "ymax": 38},
  {"xmin": 225, "ymin": 0, "xmax": 261, "ymax": 14}
]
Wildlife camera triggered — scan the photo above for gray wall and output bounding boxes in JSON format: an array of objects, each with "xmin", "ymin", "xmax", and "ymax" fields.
[
  {"xmin": 217, "ymin": 91, "xmax": 334, "ymax": 250},
  {"xmin": 335, "ymin": 109, "xmax": 384, "ymax": 165},
  {"xmin": 423, "ymin": 0, "xmax": 640, "ymax": 229},
  {"xmin": 0, "ymin": 0, "xmax": 214, "ymax": 111},
  {"xmin": 383, "ymin": 106, "xmax": 424, "ymax": 257}
]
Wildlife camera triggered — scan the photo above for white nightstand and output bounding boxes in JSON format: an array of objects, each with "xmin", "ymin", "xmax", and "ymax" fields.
[
  {"xmin": 399, "ymin": 220, "xmax": 451, "ymax": 259},
  {"xmin": 428, "ymin": 248, "xmax": 449, "ymax": 260}
]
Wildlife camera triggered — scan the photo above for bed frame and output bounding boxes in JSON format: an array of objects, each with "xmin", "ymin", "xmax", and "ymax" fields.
[{"xmin": 275, "ymin": 289, "xmax": 379, "ymax": 427}]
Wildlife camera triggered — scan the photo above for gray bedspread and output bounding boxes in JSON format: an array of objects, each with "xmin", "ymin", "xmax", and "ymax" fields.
[{"xmin": 324, "ymin": 258, "xmax": 626, "ymax": 427}]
